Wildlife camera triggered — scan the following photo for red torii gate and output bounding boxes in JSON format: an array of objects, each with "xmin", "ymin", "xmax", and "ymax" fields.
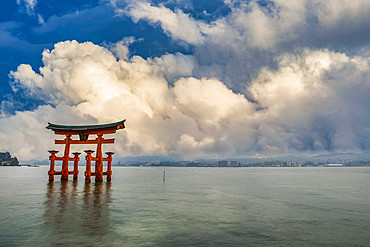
[{"xmin": 46, "ymin": 120, "xmax": 125, "ymax": 182}]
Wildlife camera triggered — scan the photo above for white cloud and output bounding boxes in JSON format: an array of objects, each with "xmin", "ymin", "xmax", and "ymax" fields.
[
  {"xmin": 173, "ymin": 77, "xmax": 254, "ymax": 130},
  {"xmin": 4, "ymin": 0, "xmax": 370, "ymax": 160},
  {"xmin": 117, "ymin": 0, "xmax": 307, "ymax": 49},
  {"xmin": 105, "ymin": 36, "xmax": 138, "ymax": 60},
  {"xmin": 17, "ymin": 0, "xmax": 37, "ymax": 14},
  {"xmin": 3, "ymin": 40, "xmax": 370, "ymax": 161},
  {"xmin": 16, "ymin": 0, "xmax": 45, "ymax": 24},
  {"xmin": 313, "ymin": 0, "xmax": 370, "ymax": 27},
  {"xmin": 117, "ymin": 0, "xmax": 370, "ymax": 53},
  {"xmin": 249, "ymin": 49, "xmax": 370, "ymax": 152},
  {"xmin": 0, "ymin": 104, "xmax": 96, "ymax": 160},
  {"xmin": 121, "ymin": 1, "xmax": 208, "ymax": 45}
]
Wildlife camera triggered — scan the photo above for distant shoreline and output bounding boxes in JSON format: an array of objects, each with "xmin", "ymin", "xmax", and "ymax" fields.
[{"xmin": 0, "ymin": 164, "xmax": 39, "ymax": 167}]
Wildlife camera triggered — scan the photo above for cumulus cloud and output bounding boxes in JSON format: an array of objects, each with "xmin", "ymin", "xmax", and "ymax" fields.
[
  {"xmin": 4, "ymin": 40, "xmax": 200, "ymax": 159},
  {"xmin": 2, "ymin": 39, "xmax": 370, "ymax": 161},
  {"xmin": 2, "ymin": 0, "xmax": 370, "ymax": 160},
  {"xmin": 250, "ymin": 49, "xmax": 370, "ymax": 152}
]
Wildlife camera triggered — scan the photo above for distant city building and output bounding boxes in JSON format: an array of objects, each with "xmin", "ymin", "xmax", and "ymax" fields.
[
  {"xmin": 229, "ymin": 161, "xmax": 238, "ymax": 167},
  {"xmin": 218, "ymin": 160, "xmax": 228, "ymax": 167}
]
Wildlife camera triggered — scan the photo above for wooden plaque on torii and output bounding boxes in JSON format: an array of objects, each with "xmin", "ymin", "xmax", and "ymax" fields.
[{"xmin": 46, "ymin": 120, "xmax": 125, "ymax": 182}]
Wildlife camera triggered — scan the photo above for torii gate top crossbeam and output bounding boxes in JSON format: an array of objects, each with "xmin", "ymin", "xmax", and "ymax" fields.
[{"xmin": 46, "ymin": 120, "xmax": 125, "ymax": 136}]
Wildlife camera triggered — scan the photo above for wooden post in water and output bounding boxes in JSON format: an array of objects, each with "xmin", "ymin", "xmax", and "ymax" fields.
[
  {"xmin": 72, "ymin": 152, "xmax": 81, "ymax": 180},
  {"xmin": 61, "ymin": 134, "xmax": 72, "ymax": 180},
  {"xmin": 85, "ymin": 150, "xmax": 94, "ymax": 183},
  {"xmin": 105, "ymin": 152, "xmax": 114, "ymax": 181},
  {"xmin": 48, "ymin": 150, "xmax": 59, "ymax": 181},
  {"xmin": 95, "ymin": 134, "xmax": 104, "ymax": 182}
]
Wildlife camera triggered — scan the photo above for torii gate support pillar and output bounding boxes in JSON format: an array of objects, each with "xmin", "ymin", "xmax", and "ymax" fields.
[{"xmin": 85, "ymin": 150, "xmax": 94, "ymax": 183}]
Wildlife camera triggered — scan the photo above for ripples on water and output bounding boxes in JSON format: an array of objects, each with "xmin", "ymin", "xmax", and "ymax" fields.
[{"xmin": 0, "ymin": 166, "xmax": 370, "ymax": 246}]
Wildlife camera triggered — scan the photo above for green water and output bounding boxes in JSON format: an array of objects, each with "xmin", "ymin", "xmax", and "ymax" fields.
[{"xmin": 1, "ymin": 166, "xmax": 370, "ymax": 246}]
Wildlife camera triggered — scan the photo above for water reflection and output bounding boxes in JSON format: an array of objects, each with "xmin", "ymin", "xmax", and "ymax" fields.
[
  {"xmin": 81, "ymin": 182, "xmax": 112, "ymax": 237},
  {"xmin": 43, "ymin": 181, "xmax": 113, "ymax": 245}
]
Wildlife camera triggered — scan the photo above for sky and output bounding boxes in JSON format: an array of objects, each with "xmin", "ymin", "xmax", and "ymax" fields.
[{"xmin": 1, "ymin": 0, "xmax": 370, "ymax": 161}]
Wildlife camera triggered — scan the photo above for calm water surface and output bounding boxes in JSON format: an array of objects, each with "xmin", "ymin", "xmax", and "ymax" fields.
[{"xmin": 1, "ymin": 166, "xmax": 370, "ymax": 246}]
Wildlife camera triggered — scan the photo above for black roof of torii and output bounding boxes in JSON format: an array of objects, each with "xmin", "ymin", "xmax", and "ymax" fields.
[{"xmin": 46, "ymin": 119, "xmax": 126, "ymax": 135}]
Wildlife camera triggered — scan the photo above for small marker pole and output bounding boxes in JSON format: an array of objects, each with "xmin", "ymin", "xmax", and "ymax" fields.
[{"xmin": 163, "ymin": 171, "xmax": 165, "ymax": 182}]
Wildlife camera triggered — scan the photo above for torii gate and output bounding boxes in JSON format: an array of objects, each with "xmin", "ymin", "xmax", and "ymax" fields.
[{"xmin": 46, "ymin": 120, "xmax": 125, "ymax": 182}]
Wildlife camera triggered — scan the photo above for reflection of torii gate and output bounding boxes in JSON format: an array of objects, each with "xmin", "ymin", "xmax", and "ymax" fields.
[{"xmin": 46, "ymin": 120, "xmax": 125, "ymax": 182}]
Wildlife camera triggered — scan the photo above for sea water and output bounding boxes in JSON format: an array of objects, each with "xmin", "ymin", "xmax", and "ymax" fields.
[{"xmin": 0, "ymin": 166, "xmax": 370, "ymax": 246}]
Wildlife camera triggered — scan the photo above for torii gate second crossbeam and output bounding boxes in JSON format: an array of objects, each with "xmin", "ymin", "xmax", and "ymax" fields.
[{"xmin": 46, "ymin": 120, "xmax": 125, "ymax": 182}]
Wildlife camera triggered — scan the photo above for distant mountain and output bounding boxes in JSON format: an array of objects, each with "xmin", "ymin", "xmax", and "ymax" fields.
[
  {"xmin": 312, "ymin": 152, "xmax": 370, "ymax": 158},
  {"xmin": 113, "ymin": 156, "xmax": 177, "ymax": 165},
  {"xmin": 20, "ymin": 159, "xmax": 49, "ymax": 166},
  {"xmin": 257, "ymin": 152, "xmax": 370, "ymax": 161},
  {"xmin": 19, "ymin": 151, "xmax": 370, "ymax": 167}
]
